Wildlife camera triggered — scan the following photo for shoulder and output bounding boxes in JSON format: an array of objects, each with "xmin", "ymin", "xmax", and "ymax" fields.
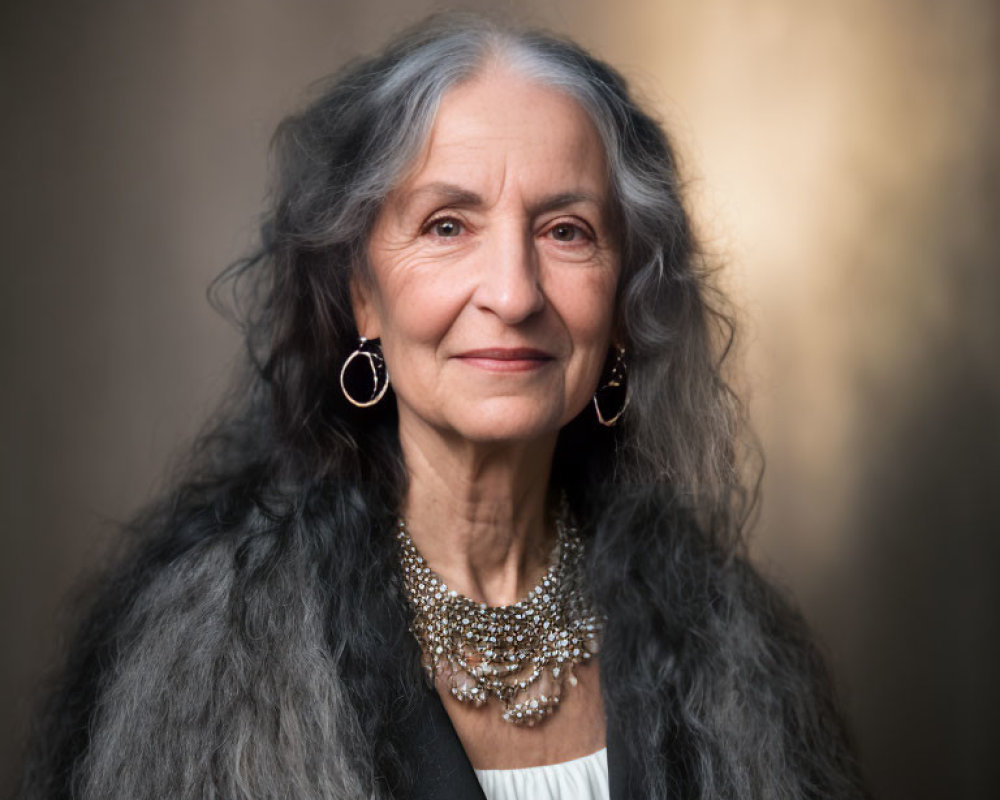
[
  {"xmin": 22, "ymin": 489, "xmax": 375, "ymax": 800},
  {"xmin": 592, "ymin": 495, "xmax": 869, "ymax": 798}
]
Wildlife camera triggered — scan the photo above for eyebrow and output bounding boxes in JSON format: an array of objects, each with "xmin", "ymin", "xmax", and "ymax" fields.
[
  {"xmin": 406, "ymin": 182, "xmax": 482, "ymax": 208},
  {"xmin": 402, "ymin": 181, "xmax": 606, "ymax": 218}
]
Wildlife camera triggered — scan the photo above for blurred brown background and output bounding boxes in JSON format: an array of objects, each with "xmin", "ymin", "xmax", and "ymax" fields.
[{"xmin": 2, "ymin": 1, "xmax": 998, "ymax": 797}]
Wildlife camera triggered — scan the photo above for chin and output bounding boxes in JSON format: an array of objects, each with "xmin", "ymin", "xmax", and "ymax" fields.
[{"xmin": 448, "ymin": 402, "xmax": 566, "ymax": 445}]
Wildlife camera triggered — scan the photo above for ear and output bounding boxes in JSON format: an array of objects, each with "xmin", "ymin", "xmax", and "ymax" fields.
[{"xmin": 349, "ymin": 275, "xmax": 381, "ymax": 340}]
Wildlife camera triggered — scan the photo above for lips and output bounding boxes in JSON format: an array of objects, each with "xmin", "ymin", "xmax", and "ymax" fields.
[{"xmin": 454, "ymin": 347, "xmax": 555, "ymax": 372}]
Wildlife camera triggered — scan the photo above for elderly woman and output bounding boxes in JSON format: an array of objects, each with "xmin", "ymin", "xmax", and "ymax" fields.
[{"xmin": 20, "ymin": 15, "xmax": 868, "ymax": 800}]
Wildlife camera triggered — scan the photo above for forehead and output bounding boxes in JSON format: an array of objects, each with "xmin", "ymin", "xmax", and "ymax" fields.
[{"xmin": 392, "ymin": 67, "xmax": 610, "ymax": 201}]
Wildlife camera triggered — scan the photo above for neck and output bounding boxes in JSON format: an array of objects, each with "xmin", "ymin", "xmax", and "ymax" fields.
[{"xmin": 399, "ymin": 419, "xmax": 558, "ymax": 606}]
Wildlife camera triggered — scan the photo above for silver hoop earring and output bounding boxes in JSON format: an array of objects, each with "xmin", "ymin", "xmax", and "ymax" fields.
[
  {"xmin": 593, "ymin": 345, "xmax": 629, "ymax": 426},
  {"xmin": 340, "ymin": 337, "xmax": 390, "ymax": 408}
]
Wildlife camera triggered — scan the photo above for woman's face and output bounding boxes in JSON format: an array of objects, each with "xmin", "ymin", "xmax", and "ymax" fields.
[{"xmin": 354, "ymin": 68, "xmax": 620, "ymax": 447}]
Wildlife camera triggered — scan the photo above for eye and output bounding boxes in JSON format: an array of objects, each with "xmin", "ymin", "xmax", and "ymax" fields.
[
  {"xmin": 546, "ymin": 221, "xmax": 593, "ymax": 243},
  {"xmin": 425, "ymin": 217, "xmax": 464, "ymax": 238},
  {"xmin": 551, "ymin": 224, "xmax": 579, "ymax": 242}
]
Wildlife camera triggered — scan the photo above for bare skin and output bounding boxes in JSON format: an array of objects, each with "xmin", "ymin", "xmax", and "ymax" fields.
[
  {"xmin": 401, "ymin": 425, "xmax": 607, "ymax": 769},
  {"xmin": 355, "ymin": 67, "xmax": 617, "ymax": 769}
]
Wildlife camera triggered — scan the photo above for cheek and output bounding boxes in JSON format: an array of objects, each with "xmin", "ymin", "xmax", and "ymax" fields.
[
  {"xmin": 366, "ymin": 225, "xmax": 467, "ymax": 342},
  {"xmin": 375, "ymin": 274, "xmax": 465, "ymax": 373},
  {"xmin": 556, "ymin": 273, "xmax": 619, "ymax": 390},
  {"xmin": 561, "ymin": 269, "xmax": 618, "ymax": 343}
]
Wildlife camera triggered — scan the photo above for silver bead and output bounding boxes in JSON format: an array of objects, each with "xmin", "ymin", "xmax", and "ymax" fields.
[{"xmin": 397, "ymin": 512, "xmax": 601, "ymax": 727}]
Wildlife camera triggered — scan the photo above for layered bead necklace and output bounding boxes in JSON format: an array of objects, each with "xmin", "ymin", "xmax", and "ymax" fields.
[{"xmin": 397, "ymin": 513, "xmax": 602, "ymax": 726}]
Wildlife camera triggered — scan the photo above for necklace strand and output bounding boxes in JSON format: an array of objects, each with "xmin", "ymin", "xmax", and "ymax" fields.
[{"xmin": 397, "ymin": 514, "xmax": 601, "ymax": 726}]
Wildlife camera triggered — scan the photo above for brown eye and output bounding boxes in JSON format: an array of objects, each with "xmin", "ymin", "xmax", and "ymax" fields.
[
  {"xmin": 429, "ymin": 218, "xmax": 463, "ymax": 237},
  {"xmin": 550, "ymin": 223, "xmax": 591, "ymax": 242}
]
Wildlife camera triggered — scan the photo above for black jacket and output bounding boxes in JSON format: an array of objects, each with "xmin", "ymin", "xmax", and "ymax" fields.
[{"xmin": 397, "ymin": 683, "xmax": 643, "ymax": 800}]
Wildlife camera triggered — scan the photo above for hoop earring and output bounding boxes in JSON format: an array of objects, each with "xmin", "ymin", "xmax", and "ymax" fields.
[
  {"xmin": 593, "ymin": 345, "xmax": 629, "ymax": 426},
  {"xmin": 340, "ymin": 337, "xmax": 390, "ymax": 408}
]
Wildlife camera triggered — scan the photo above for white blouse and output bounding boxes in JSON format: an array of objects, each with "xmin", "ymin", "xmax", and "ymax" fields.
[{"xmin": 474, "ymin": 748, "xmax": 609, "ymax": 800}]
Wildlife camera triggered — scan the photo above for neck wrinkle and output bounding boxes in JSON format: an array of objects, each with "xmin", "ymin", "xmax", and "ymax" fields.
[{"xmin": 398, "ymin": 420, "xmax": 558, "ymax": 606}]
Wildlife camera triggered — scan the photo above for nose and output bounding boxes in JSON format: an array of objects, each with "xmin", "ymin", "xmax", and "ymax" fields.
[{"xmin": 473, "ymin": 224, "xmax": 545, "ymax": 324}]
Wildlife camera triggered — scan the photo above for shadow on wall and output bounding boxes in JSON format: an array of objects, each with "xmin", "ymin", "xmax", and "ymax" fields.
[
  {"xmin": 836, "ymin": 33, "xmax": 1000, "ymax": 792},
  {"xmin": 838, "ymin": 234, "xmax": 1000, "ymax": 800},
  {"xmin": 844, "ymin": 293, "xmax": 1000, "ymax": 798}
]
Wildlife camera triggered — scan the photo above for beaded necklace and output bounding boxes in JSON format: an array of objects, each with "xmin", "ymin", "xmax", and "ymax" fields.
[{"xmin": 397, "ymin": 515, "xmax": 601, "ymax": 726}]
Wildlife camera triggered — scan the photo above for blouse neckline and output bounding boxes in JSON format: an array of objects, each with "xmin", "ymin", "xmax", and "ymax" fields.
[{"xmin": 474, "ymin": 747, "xmax": 608, "ymax": 775}]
